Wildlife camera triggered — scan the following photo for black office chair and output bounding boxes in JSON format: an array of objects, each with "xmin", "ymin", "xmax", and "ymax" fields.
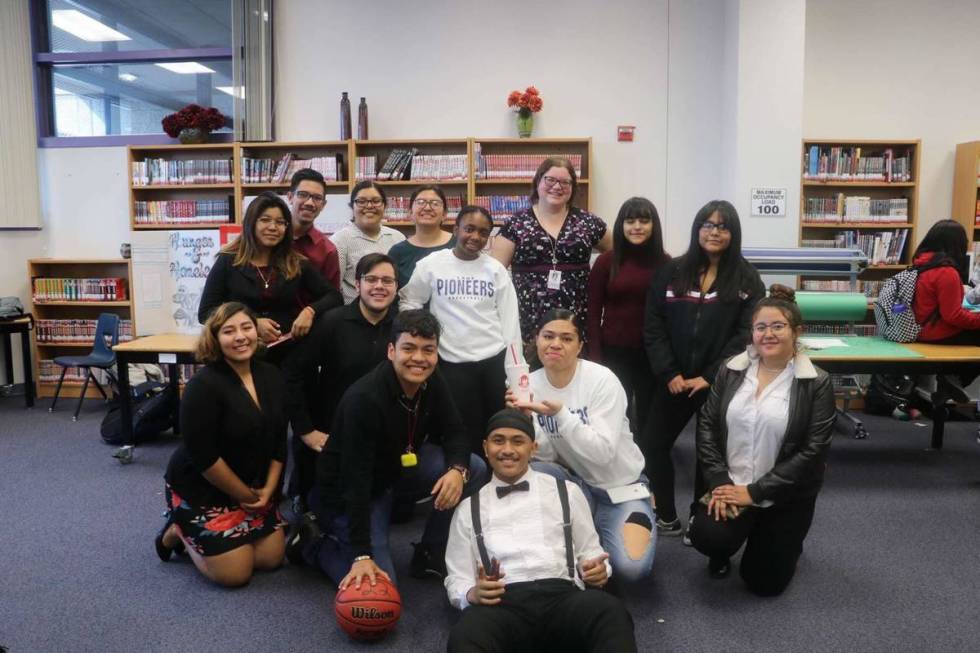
[{"xmin": 49, "ymin": 312, "xmax": 119, "ymax": 421}]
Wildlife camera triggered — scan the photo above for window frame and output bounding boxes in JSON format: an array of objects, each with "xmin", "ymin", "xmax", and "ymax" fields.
[{"xmin": 30, "ymin": 0, "xmax": 235, "ymax": 147}]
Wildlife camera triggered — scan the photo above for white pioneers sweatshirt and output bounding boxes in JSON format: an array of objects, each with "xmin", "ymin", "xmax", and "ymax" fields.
[
  {"xmin": 530, "ymin": 360, "xmax": 645, "ymax": 489},
  {"xmin": 399, "ymin": 249, "xmax": 523, "ymax": 363}
]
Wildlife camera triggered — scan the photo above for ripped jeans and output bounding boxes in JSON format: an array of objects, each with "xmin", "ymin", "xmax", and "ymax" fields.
[{"xmin": 531, "ymin": 461, "xmax": 656, "ymax": 583}]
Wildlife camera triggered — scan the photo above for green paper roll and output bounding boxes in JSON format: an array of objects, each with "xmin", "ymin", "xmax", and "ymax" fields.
[{"xmin": 794, "ymin": 292, "xmax": 869, "ymax": 322}]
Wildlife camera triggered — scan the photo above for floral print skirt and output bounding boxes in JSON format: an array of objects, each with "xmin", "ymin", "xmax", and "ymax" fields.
[{"xmin": 165, "ymin": 484, "xmax": 287, "ymax": 557}]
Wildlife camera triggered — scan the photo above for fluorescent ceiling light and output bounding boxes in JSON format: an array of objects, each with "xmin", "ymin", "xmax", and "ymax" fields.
[
  {"xmin": 118, "ymin": 73, "xmax": 138, "ymax": 82},
  {"xmin": 217, "ymin": 86, "xmax": 244, "ymax": 99},
  {"xmin": 155, "ymin": 62, "xmax": 215, "ymax": 74},
  {"xmin": 52, "ymin": 10, "xmax": 130, "ymax": 42}
]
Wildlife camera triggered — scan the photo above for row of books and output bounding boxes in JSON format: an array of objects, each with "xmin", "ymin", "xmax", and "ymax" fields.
[
  {"xmin": 801, "ymin": 279, "xmax": 884, "ymax": 297},
  {"xmin": 36, "ymin": 319, "xmax": 134, "ymax": 344},
  {"xmin": 802, "ymin": 196, "xmax": 908, "ymax": 223},
  {"xmin": 801, "ymin": 229, "xmax": 908, "ymax": 265},
  {"xmin": 803, "ymin": 323, "xmax": 877, "ymax": 337},
  {"xmin": 975, "ymin": 199, "xmax": 980, "ymax": 223},
  {"xmin": 802, "ymin": 146, "xmax": 913, "ymax": 182},
  {"xmin": 134, "ymin": 199, "xmax": 230, "ymax": 225},
  {"xmin": 375, "ymin": 148, "xmax": 418, "ymax": 180},
  {"xmin": 38, "ymin": 360, "xmax": 110, "ymax": 385},
  {"xmin": 240, "ymin": 154, "xmax": 343, "ymax": 183},
  {"xmin": 384, "ymin": 195, "xmax": 464, "ymax": 221},
  {"xmin": 474, "ymin": 195, "xmax": 529, "ymax": 222},
  {"xmin": 33, "ymin": 278, "xmax": 128, "ymax": 302},
  {"xmin": 131, "ymin": 158, "xmax": 233, "ymax": 186},
  {"xmin": 355, "ymin": 156, "xmax": 377, "ymax": 181},
  {"xmin": 475, "ymin": 153, "xmax": 583, "ymax": 179}
]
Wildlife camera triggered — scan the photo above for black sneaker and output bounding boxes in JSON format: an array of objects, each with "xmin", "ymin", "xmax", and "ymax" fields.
[
  {"xmin": 655, "ymin": 518, "xmax": 682, "ymax": 536},
  {"xmin": 285, "ymin": 511, "xmax": 320, "ymax": 567},
  {"xmin": 708, "ymin": 557, "xmax": 731, "ymax": 579},
  {"xmin": 409, "ymin": 542, "xmax": 447, "ymax": 579}
]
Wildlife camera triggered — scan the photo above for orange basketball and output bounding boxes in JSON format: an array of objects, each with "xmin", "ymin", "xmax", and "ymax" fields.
[{"xmin": 334, "ymin": 576, "xmax": 402, "ymax": 641}]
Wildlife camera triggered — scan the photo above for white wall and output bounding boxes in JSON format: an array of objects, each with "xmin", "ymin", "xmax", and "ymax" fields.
[
  {"xmin": 276, "ymin": 0, "xmax": 671, "ymax": 240},
  {"xmin": 803, "ymin": 0, "xmax": 980, "ymax": 234}
]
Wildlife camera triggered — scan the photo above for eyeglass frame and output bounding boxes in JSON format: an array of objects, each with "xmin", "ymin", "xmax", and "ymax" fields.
[
  {"xmin": 294, "ymin": 190, "xmax": 326, "ymax": 204},
  {"xmin": 698, "ymin": 221, "xmax": 731, "ymax": 233}
]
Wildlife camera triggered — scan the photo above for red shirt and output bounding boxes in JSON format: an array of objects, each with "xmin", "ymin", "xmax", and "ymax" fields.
[
  {"xmin": 912, "ymin": 252, "xmax": 980, "ymax": 341},
  {"xmin": 293, "ymin": 225, "xmax": 340, "ymax": 291},
  {"xmin": 586, "ymin": 250, "xmax": 664, "ymax": 361}
]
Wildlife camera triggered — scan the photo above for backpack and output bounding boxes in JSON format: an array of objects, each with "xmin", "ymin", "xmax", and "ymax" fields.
[
  {"xmin": 100, "ymin": 381, "xmax": 177, "ymax": 445},
  {"xmin": 874, "ymin": 268, "xmax": 923, "ymax": 342}
]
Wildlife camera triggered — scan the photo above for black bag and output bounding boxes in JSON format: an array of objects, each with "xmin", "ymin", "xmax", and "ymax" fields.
[
  {"xmin": 0, "ymin": 297, "xmax": 24, "ymax": 319},
  {"xmin": 864, "ymin": 373, "xmax": 917, "ymax": 415},
  {"xmin": 100, "ymin": 381, "xmax": 177, "ymax": 445}
]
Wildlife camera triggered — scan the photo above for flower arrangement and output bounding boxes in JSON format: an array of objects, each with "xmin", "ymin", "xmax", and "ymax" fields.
[
  {"xmin": 161, "ymin": 104, "xmax": 227, "ymax": 139},
  {"xmin": 506, "ymin": 86, "xmax": 544, "ymax": 117}
]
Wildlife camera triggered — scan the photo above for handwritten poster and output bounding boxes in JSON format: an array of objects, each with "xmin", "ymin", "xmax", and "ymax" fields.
[{"xmin": 168, "ymin": 231, "xmax": 220, "ymax": 333}]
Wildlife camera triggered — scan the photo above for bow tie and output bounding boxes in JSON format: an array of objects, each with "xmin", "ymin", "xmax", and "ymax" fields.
[{"xmin": 496, "ymin": 480, "xmax": 530, "ymax": 499}]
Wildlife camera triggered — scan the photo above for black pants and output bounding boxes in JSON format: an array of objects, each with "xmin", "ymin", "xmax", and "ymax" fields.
[
  {"xmin": 447, "ymin": 579, "xmax": 637, "ymax": 653},
  {"xmin": 924, "ymin": 330, "xmax": 980, "ymax": 385},
  {"xmin": 603, "ymin": 345, "xmax": 655, "ymax": 436},
  {"xmin": 440, "ymin": 351, "xmax": 506, "ymax": 455},
  {"xmin": 639, "ymin": 384, "xmax": 708, "ymax": 523},
  {"xmin": 688, "ymin": 495, "xmax": 817, "ymax": 596}
]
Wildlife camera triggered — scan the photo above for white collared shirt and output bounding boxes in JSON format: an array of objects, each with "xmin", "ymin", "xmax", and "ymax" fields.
[
  {"xmin": 725, "ymin": 358, "xmax": 794, "ymax": 507},
  {"xmin": 444, "ymin": 469, "xmax": 609, "ymax": 610}
]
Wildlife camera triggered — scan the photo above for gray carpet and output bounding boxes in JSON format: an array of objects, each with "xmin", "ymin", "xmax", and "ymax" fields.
[{"xmin": 1, "ymin": 399, "xmax": 979, "ymax": 653}]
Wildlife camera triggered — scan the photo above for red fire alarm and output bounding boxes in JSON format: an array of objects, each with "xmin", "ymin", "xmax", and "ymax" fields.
[{"xmin": 618, "ymin": 126, "xmax": 635, "ymax": 142}]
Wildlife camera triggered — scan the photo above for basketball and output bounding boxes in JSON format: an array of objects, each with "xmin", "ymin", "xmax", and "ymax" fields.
[{"xmin": 334, "ymin": 576, "xmax": 402, "ymax": 641}]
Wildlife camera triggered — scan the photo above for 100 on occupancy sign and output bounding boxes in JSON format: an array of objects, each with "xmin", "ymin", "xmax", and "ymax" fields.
[{"xmin": 750, "ymin": 187, "xmax": 787, "ymax": 217}]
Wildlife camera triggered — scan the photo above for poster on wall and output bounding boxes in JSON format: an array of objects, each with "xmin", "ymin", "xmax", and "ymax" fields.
[{"xmin": 131, "ymin": 229, "xmax": 221, "ymax": 335}]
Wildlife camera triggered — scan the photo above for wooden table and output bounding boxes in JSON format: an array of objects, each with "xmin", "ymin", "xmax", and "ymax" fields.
[
  {"xmin": 810, "ymin": 342, "xmax": 980, "ymax": 449},
  {"xmin": 113, "ymin": 334, "xmax": 197, "ymax": 460},
  {"xmin": 0, "ymin": 315, "xmax": 35, "ymax": 407}
]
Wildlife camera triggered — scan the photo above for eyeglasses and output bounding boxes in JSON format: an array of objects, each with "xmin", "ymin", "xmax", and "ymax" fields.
[
  {"xmin": 354, "ymin": 197, "xmax": 385, "ymax": 207},
  {"xmin": 361, "ymin": 275, "xmax": 397, "ymax": 287},
  {"xmin": 413, "ymin": 198, "xmax": 445, "ymax": 209},
  {"xmin": 257, "ymin": 216, "xmax": 288, "ymax": 229},
  {"xmin": 752, "ymin": 321, "xmax": 789, "ymax": 334},
  {"xmin": 295, "ymin": 190, "xmax": 326, "ymax": 204},
  {"xmin": 699, "ymin": 221, "xmax": 730, "ymax": 233},
  {"xmin": 542, "ymin": 175, "xmax": 573, "ymax": 189}
]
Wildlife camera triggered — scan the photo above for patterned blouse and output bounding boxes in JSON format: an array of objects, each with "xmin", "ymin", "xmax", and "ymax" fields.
[{"xmin": 499, "ymin": 206, "xmax": 606, "ymax": 341}]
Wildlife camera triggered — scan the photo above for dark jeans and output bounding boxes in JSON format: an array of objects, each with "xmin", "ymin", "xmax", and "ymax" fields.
[
  {"xmin": 287, "ymin": 430, "xmax": 318, "ymax": 506},
  {"xmin": 306, "ymin": 442, "xmax": 488, "ymax": 586},
  {"xmin": 639, "ymin": 383, "xmax": 708, "ymax": 523},
  {"xmin": 447, "ymin": 579, "xmax": 637, "ymax": 653},
  {"xmin": 688, "ymin": 495, "xmax": 817, "ymax": 596},
  {"xmin": 603, "ymin": 345, "xmax": 655, "ymax": 436},
  {"xmin": 440, "ymin": 350, "xmax": 507, "ymax": 456}
]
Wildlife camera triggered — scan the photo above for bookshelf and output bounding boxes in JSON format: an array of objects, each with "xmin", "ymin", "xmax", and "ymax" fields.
[
  {"xmin": 798, "ymin": 139, "xmax": 920, "ymax": 303},
  {"xmin": 951, "ymin": 142, "xmax": 980, "ymax": 262},
  {"xmin": 28, "ymin": 259, "xmax": 135, "ymax": 399},
  {"xmin": 238, "ymin": 140, "xmax": 350, "ymax": 216},
  {"xmin": 129, "ymin": 144, "xmax": 236, "ymax": 231}
]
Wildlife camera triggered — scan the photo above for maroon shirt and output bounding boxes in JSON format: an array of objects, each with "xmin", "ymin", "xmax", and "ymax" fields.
[
  {"xmin": 586, "ymin": 249, "xmax": 662, "ymax": 362},
  {"xmin": 293, "ymin": 225, "xmax": 341, "ymax": 291}
]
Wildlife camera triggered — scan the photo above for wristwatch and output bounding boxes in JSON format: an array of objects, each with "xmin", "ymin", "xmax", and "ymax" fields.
[{"xmin": 449, "ymin": 464, "xmax": 470, "ymax": 483}]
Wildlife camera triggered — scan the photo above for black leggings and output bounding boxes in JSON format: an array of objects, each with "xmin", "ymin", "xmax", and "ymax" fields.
[
  {"xmin": 688, "ymin": 495, "xmax": 817, "ymax": 596},
  {"xmin": 603, "ymin": 345, "xmax": 655, "ymax": 436},
  {"xmin": 440, "ymin": 350, "xmax": 507, "ymax": 455},
  {"xmin": 638, "ymin": 384, "xmax": 708, "ymax": 523}
]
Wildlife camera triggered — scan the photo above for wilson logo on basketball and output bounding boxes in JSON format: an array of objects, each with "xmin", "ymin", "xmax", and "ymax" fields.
[{"xmin": 351, "ymin": 606, "xmax": 397, "ymax": 620}]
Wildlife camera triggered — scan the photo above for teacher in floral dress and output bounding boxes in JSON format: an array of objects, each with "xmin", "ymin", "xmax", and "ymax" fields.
[{"xmin": 491, "ymin": 157, "xmax": 611, "ymax": 349}]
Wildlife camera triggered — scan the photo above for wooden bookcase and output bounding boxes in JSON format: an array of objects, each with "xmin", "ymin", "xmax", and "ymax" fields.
[
  {"xmin": 125, "ymin": 138, "xmax": 594, "ymax": 232},
  {"xmin": 28, "ymin": 259, "xmax": 135, "ymax": 399},
  {"xmin": 951, "ymin": 141, "xmax": 980, "ymax": 254},
  {"xmin": 798, "ymin": 139, "xmax": 920, "ymax": 300},
  {"xmin": 128, "ymin": 144, "xmax": 236, "ymax": 231}
]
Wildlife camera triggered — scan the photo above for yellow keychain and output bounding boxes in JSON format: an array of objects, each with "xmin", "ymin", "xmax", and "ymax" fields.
[{"xmin": 401, "ymin": 451, "xmax": 418, "ymax": 467}]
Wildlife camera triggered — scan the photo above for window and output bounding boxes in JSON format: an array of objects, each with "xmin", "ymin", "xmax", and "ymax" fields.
[{"xmin": 33, "ymin": 0, "xmax": 234, "ymax": 145}]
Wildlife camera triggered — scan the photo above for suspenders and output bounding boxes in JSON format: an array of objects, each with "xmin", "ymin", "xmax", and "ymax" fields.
[{"xmin": 470, "ymin": 476, "xmax": 576, "ymax": 581}]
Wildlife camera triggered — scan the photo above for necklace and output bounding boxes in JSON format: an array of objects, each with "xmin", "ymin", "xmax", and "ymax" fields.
[{"xmin": 254, "ymin": 264, "xmax": 271, "ymax": 289}]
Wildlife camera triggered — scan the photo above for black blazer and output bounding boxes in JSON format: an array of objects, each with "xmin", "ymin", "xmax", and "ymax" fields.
[
  {"xmin": 198, "ymin": 252, "xmax": 342, "ymax": 332},
  {"xmin": 696, "ymin": 350, "xmax": 836, "ymax": 504}
]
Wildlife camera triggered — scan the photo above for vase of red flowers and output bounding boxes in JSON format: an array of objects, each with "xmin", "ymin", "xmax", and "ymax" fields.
[
  {"xmin": 162, "ymin": 104, "xmax": 227, "ymax": 144},
  {"xmin": 507, "ymin": 86, "xmax": 543, "ymax": 138}
]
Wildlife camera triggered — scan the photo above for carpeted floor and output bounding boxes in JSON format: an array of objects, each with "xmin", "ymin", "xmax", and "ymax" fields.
[{"xmin": 1, "ymin": 398, "xmax": 979, "ymax": 653}]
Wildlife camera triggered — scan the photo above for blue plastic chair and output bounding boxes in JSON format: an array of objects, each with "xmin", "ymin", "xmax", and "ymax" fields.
[{"xmin": 49, "ymin": 313, "xmax": 119, "ymax": 421}]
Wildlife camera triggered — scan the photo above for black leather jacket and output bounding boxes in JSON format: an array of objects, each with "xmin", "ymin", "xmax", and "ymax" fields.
[{"xmin": 696, "ymin": 350, "xmax": 836, "ymax": 505}]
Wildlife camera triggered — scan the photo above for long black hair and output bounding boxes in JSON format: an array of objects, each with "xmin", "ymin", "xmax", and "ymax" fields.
[
  {"xmin": 610, "ymin": 197, "xmax": 670, "ymax": 278},
  {"xmin": 913, "ymin": 219, "xmax": 968, "ymax": 281},
  {"xmin": 673, "ymin": 199, "xmax": 751, "ymax": 301}
]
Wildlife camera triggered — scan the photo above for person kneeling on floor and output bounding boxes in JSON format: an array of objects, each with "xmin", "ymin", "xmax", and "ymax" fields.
[{"xmin": 445, "ymin": 408, "xmax": 637, "ymax": 653}]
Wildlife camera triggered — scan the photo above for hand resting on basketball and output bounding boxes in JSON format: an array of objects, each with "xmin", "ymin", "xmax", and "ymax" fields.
[{"xmin": 341, "ymin": 558, "xmax": 391, "ymax": 590}]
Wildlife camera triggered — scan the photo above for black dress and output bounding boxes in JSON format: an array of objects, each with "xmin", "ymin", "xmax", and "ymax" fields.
[{"xmin": 164, "ymin": 359, "xmax": 288, "ymax": 556}]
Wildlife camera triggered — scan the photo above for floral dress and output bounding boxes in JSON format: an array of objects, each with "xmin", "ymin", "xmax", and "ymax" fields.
[{"xmin": 500, "ymin": 206, "xmax": 606, "ymax": 340}]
